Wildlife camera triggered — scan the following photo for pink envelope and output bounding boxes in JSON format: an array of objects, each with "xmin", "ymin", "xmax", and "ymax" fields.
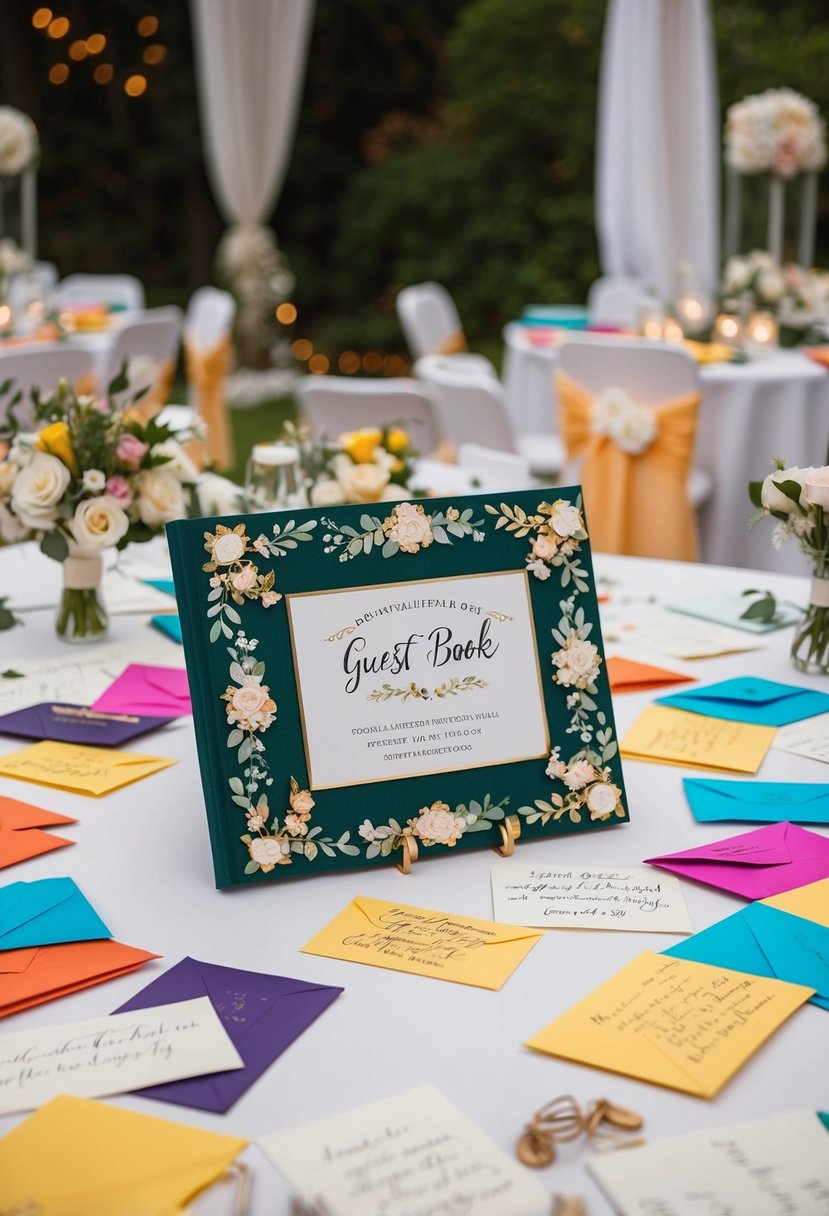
[
  {"xmin": 645, "ymin": 822, "xmax": 829, "ymax": 900},
  {"xmin": 90, "ymin": 664, "xmax": 191, "ymax": 718}
]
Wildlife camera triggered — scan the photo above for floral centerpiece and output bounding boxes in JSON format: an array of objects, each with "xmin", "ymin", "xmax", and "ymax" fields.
[
  {"xmin": 283, "ymin": 421, "xmax": 420, "ymax": 507},
  {"xmin": 750, "ymin": 462, "xmax": 829, "ymax": 674},
  {"xmin": 0, "ymin": 107, "xmax": 38, "ymax": 178},
  {"xmin": 726, "ymin": 90, "xmax": 826, "ymax": 179},
  {"xmin": 0, "ymin": 372, "xmax": 196, "ymax": 642},
  {"xmin": 720, "ymin": 252, "xmax": 829, "ymax": 344}
]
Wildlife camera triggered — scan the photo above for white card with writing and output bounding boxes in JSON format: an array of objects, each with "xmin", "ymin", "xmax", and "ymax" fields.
[
  {"xmin": 775, "ymin": 712, "xmax": 829, "ymax": 765},
  {"xmin": 0, "ymin": 996, "xmax": 243, "ymax": 1115},
  {"xmin": 491, "ymin": 864, "xmax": 692, "ymax": 933},
  {"xmin": 589, "ymin": 1109, "xmax": 829, "ymax": 1216},
  {"xmin": 259, "ymin": 1083, "xmax": 550, "ymax": 1216},
  {"xmin": 604, "ymin": 612, "xmax": 762, "ymax": 659},
  {"xmin": 285, "ymin": 571, "xmax": 548, "ymax": 789}
]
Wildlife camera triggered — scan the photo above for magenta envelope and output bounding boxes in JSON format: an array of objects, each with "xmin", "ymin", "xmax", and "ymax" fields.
[
  {"xmin": 646, "ymin": 822, "xmax": 829, "ymax": 900},
  {"xmin": 113, "ymin": 956, "xmax": 343, "ymax": 1112},
  {"xmin": 91, "ymin": 664, "xmax": 191, "ymax": 718}
]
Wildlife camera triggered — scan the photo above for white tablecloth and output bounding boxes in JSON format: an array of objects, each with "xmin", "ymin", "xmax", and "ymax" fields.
[
  {"xmin": 0, "ymin": 545, "xmax": 825, "ymax": 1214},
  {"xmin": 502, "ymin": 325, "xmax": 829, "ymax": 575}
]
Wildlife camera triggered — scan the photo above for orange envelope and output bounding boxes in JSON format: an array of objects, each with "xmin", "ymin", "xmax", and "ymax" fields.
[
  {"xmin": 607, "ymin": 656, "xmax": 696, "ymax": 694},
  {"xmin": 0, "ymin": 795, "xmax": 77, "ymax": 869},
  {"xmin": 0, "ymin": 938, "xmax": 159, "ymax": 1018}
]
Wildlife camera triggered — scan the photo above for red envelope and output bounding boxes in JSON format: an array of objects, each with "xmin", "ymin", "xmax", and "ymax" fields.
[
  {"xmin": 0, "ymin": 939, "xmax": 159, "ymax": 1018},
  {"xmin": 0, "ymin": 795, "xmax": 77, "ymax": 870}
]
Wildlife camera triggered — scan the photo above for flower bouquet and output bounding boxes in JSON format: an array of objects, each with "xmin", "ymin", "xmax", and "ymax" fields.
[
  {"xmin": 0, "ymin": 372, "xmax": 196, "ymax": 642},
  {"xmin": 750, "ymin": 462, "xmax": 829, "ymax": 673},
  {"xmin": 283, "ymin": 421, "xmax": 420, "ymax": 507}
]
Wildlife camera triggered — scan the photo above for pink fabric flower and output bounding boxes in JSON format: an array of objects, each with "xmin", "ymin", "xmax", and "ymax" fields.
[
  {"xmin": 116, "ymin": 433, "xmax": 148, "ymax": 469},
  {"xmin": 105, "ymin": 475, "xmax": 132, "ymax": 504},
  {"xmin": 261, "ymin": 590, "xmax": 281, "ymax": 607}
]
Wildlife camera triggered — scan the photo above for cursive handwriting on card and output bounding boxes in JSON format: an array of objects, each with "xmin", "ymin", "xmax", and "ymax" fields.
[
  {"xmin": 343, "ymin": 906, "xmax": 496, "ymax": 967},
  {"xmin": 492, "ymin": 865, "xmax": 691, "ymax": 933}
]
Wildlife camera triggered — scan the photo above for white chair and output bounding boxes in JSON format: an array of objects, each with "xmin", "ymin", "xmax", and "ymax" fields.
[
  {"xmin": 8, "ymin": 261, "xmax": 59, "ymax": 317},
  {"xmin": 99, "ymin": 306, "xmax": 182, "ymax": 404},
  {"xmin": 52, "ymin": 274, "xmax": 146, "ymax": 312},
  {"xmin": 413, "ymin": 354, "xmax": 564, "ymax": 482},
  {"xmin": 457, "ymin": 444, "xmax": 533, "ymax": 491},
  {"xmin": 587, "ymin": 276, "xmax": 653, "ymax": 328},
  {"xmin": 295, "ymin": 376, "xmax": 442, "ymax": 455},
  {"xmin": 396, "ymin": 281, "xmax": 495, "ymax": 375},
  {"xmin": 556, "ymin": 337, "xmax": 712, "ymax": 509},
  {"xmin": 182, "ymin": 287, "xmax": 236, "ymax": 470},
  {"xmin": 0, "ymin": 345, "xmax": 95, "ymax": 430},
  {"xmin": 185, "ymin": 286, "xmax": 236, "ymax": 353}
]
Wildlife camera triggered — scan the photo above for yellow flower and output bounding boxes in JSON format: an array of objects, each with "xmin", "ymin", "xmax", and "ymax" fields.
[
  {"xmin": 339, "ymin": 427, "xmax": 383, "ymax": 464},
  {"xmin": 386, "ymin": 427, "xmax": 409, "ymax": 456},
  {"xmin": 36, "ymin": 421, "xmax": 78, "ymax": 475}
]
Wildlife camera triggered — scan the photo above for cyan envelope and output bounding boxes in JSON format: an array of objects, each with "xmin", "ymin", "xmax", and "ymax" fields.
[
  {"xmin": 684, "ymin": 779, "xmax": 829, "ymax": 825},
  {"xmin": 664, "ymin": 901, "xmax": 829, "ymax": 1011},
  {"xmin": 657, "ymin": 676, "xmax": 829, "ymax": 727},
  {"xmin": 0, "ymin": 877, "xmax": 111, "ymax": 950}
]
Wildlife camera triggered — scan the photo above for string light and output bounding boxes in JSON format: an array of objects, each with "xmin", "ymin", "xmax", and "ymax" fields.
[
  {"xmin": 308, "ymin": 354, "xmax": 330, "ymax": 374},
  {"xmin": 32, "ymin": 8, "xmax": 52, "ymax": 29},
  {"xmin": 362, "ymin": 352, "xmax": 383, "ymax": 374},
  {"xmin": 68, "ymin": 39, "xmax": 88, "ymax": 60},
  {"xmin": 338, "ymin": 351, "xmax": 361, "ymax": 374},
  {"xmin": 383, "ymin": 354, "xmax": 406, "ymax": 375},
  {"xmin": 93, "ymin": 63, "xmax": 114, "ymax": 84},
  {"xmin": 142, "ymin": 44, "xmax": 167, "ymax": 65},
  {"xmin": 86, "ymin": 33, "xmax": 106, "ymax": 54},
  {"xmin": 48, "ymin": 63, "xmax": 69, "ymax": 84},
  {"xmin": 124, "ymin": 74, "xmax": 148, "ymax": 97},
  {"xmin": 137, "ymin": 15, "xmax": 159, "ymax": 36},
  {"xmin": 276, "ymin": 302, "xmax": 297, "ymax": 325},
  {"xmin": 47, "ymin": 15, "xmax": 69, "ymax": 38},
  {"xmin": 292, "ymin": 339, "xmax": 313, "ymax": 361}
]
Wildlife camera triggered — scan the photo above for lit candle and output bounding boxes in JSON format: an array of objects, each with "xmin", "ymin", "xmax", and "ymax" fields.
[
  {"xmin": 713, "ymin": 313, "xmax": 743, "ymax": 348},
  {"xmin": 640, "ymin": 308, "xmax": 664, "ymax": 340},
  {"xmin": 663, "ymin": 318, "xmax": 684, "ymax": 343},
  {"xmin": 746, "ymin": 310, "xmax": 778, "ymax": 355},
  {"xmin": 676, "ymin": 291, "xmax": 710, "ymax": 333}
]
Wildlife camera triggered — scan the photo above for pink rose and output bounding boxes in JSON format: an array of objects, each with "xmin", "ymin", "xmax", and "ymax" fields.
[
  {"xmin": 231, "ymin": 563, "xmax": 258, "ymax": 592},
  {"xmin": 563, "ymin": 760, "xmax": 596, "ymax": 791},
  {"xmin": 261, "ymin": 589, "xmax": 281, "ymax": 607},
  {"xmin": 116, "ymin": 433, "xmax": 148, "ymax": 469},
  {"xmin": 105, "ymin": 475, "xmax": 132, "ymax": 504}
]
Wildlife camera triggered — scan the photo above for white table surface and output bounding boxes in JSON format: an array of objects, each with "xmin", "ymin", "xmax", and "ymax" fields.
[
  {"xmin": 502, "ymin": 325, "xmax": 829, "ymax": 577},
  {"xmin": 0, "ymin": 545, "xmax": 827, "ymax": 1216}
]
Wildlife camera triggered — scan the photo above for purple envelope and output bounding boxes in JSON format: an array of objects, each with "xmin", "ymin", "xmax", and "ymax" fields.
[
  {"xmin": 646, "ymin": 821, "xmax": 829, "ymax": 900},
  {"xmin": 113, "ymin": 956, "xmax": 343, "ymax": 1112},
  {"xmin": 0, "ymin": 703, "xmax": 177, "ymax": 747}
]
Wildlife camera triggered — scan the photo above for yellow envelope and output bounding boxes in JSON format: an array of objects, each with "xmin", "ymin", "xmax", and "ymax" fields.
[
  {"xmin": 525, "ymin": 950, "xmax": 812, "ymax": 1097},
  {"xmin": 0, "ymin": 740, "xmax": 176, "ymax": 796},
  {"xmin": 620, "ymin": 705, "xmax": 775, "ymax": 774},
  {"xmin": 301, "ymin": 894, "xmax": 541, "ymax": 990},
  {"xmin": 0, "ymin": 1093, "xmax": 247, "ymax": 1214},
  {"xmin": 763, "ymin": 877, "xmax": 829, "ymax": 927}
]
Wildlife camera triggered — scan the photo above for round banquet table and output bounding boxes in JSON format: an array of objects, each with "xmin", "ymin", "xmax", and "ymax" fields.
[
  {"xmin": 502, "ymin": 324, "xmax": 829, "ymax": 576},
  {"xmin": 0, "ymin": 544, "xmax": 826, "ymax": 1215}
]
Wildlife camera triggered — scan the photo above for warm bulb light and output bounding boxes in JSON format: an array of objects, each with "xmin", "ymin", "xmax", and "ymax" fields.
[
  {"xmin": 308, "ymin": 354, "xmax": 330, "ymax": 374},
  {"xmin": 93, "ymin": 63, "xmax": 114, "ymax": 84},
  {"xmin": 137, "ymin": 15, "xmax": 159, "ymax": 36},
  {"xmin": 720, "ymin": 317, "xmax": 739, "ymax": 338},
  {"xmin": 663, "ymin": 319, "xmax": 684, "ymax": 343},
  {"xmin": 86, "ymin": 33, "xmax": 106, "ymax": 53},
  {"xmin": 46, "ymin": 15, "xmax": 69, "ymax": 37},
  {"xmin": 362, "ymin": 351, "xmax": 383, "ymax": 374},
  {"xmin": 338, "ymin": 351, "xmax": 361, "ymax": 374},
  {"xmin": 68, "ymin": 39, "xmax": 88, "ymax": 60},
  {"xmin": 142, "ymin": 43, "xmax": 167, "ymax": 65},
  {"xmin": 124, "ymin": 74, "xmax": 147, "ymax": 97},
  {"xmin": 292, "ymin": 338, "xmax": 313, "ymax": 361},
  {"xmin": 642, "ymin": 319, "xmax": 663, "ymax": 340},
  {"xmin": 32, "ymin": 8, "xmax": 52, "ymax": 29},
  {"xmin": 276, "ymin": 302, "xmax": 297, "ymax": 325},
  {"xmin": 48, "ymin": 63, "xmax": 69, "ymax": 84}
]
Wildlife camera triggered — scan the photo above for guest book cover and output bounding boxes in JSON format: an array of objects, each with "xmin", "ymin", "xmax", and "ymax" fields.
[{"xmin": 167, "ymin": 488, "xmax": 628, "ymax": 888}]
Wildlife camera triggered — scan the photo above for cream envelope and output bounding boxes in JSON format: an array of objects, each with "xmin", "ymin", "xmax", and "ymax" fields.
[
  {"xmin": 525, "ymin": 951, "xmax": 812, "ymax": 1097},
  {"xmin": 620, "ymin": 705, "xmax": 775, "ymax": 773},
  {"xmin": 300, "ymin": 894, "xmax": 541, "ymax": 989},
  {"xmin": 0, "ymin": 740, "xmax": 176, "ymax": 796}
]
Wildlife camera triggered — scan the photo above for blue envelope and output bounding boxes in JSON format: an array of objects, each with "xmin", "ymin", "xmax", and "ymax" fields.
[
  {"xmin": 657, "ymin": 676, "xmax": 829, "ymax": 726},
  {"xmin": 144, "ymin": 579, "xmax": 177, "ymax": 599},
  {"xmin": 664, "ymin": 901, "xmax": 829, "ymax": 1010},
  {"xmin": 151, "ymin": 615, "xmax": 182, "ymax": 644},
  {"xmin": 0, "ymin": 877, "xmax": 111, "ymax": 949},
  {"xmin": 685, "ymin": 778, "xmax": 829, "ymax": 825}
]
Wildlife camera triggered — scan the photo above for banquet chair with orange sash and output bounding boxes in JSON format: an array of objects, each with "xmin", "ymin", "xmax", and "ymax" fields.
[
  {"xmin": 183, "ymin": 287, "xmax": 236, "ymax": 472},
  {"xmin": 397, "ymin": 282, "xmax": 495, "ymax": 376},
  {"xmin": 556, "ymin": 338, "xmax": 710, "ymax": 561},
  {"xmin": 0, "ymin": 346, "xmax": 95, "ymax": 430},
  {"xmin": 99, "ymin": 307, "xmax": 182, "ymax": 420}
]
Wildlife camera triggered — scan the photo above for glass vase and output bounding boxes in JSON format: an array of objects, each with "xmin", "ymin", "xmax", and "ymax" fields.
[
  {"xmin": 55, "ymin": 552, "xmax": 109, "ymax": 644},
  {"xmin": 791, "ymin": 569, "xmax": 829, "ymax": 675}
]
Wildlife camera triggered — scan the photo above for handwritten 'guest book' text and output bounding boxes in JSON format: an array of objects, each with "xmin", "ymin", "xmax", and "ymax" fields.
[{"xmin": 167, "ymin": 489, "xmax": 628, "ymax": 886}]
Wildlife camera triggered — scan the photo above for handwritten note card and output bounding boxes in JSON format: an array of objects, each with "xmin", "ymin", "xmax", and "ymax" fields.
[
  {"xmin": 525, "ymin": 951, "xmax": 812, "ymax": 1097},
  {"xmin": 0, "ymin": 740, "xmax": 175, "ymax": 796},
  {"xmin": 589, "ymin": 1109, "xmax": 829, "ymax": 1216},
  {"xmin": 259, "ymin": 1084, "xmax": 550, "ymax": 1216},
  {"xmin": 775, "ymin": 712, "xmax": 829, "ymax": 765},
  {"xmin": 491, "ymin": 865, "xmax": 691, "ymax": 934},
  {"xmin": 621, "ymin": 706, "xmax": 775, "ymax": 773},
  {"xmin": 0, "ymin": 996, "xmax": 243, "ymax": 1114},
  {"xmin": 300, "ymin": 895, "xmax": 541, "ymax": 989},
  {"xmin": 605, "ymin": 612, "xmax": 762, "ymax": 659}
]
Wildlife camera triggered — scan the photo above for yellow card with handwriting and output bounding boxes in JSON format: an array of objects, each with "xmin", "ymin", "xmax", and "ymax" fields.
[
  {"xmin": 301, "ymin": 895, "xmax": 541, "ymax": 989},
  {"xmin": 525, "ymin": 951, "xmax": 812, "ymax": 1097},
  {"xmin": 620, "ymin": 706, "xmax": 774, "ymax": 773},
  {"xmin": 0, "ymin": 740, "xmax": 176, "ymax": 796}
]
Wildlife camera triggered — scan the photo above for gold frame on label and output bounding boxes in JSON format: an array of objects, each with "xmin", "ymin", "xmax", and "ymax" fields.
[{"xmin": 284, "ymin": 570, "xmax": 551, "ymax": 791}]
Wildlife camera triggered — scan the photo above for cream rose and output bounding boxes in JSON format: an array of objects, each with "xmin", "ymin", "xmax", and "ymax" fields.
[
  {"xmin": 761, "ymin": 466, "xmax": 815, "ymax": 515},
  {"xmin": 10, "ymin": 451, "xmax": 70, "ymax": 530},
  {"xmin": 388, "ymin": 502, "xmax": 434, "ymax": 553},
  {"xmin": 290, "ymin": 788, "xmax": 315, "ymax": 816},
  {"xmin": 310, "ymin": 477, "xmax": 346, "ymax": 507},
  {"xmin": 332, "ymin": 454, "xmax": 391, "ymax": 503},
  {"xmin": 563, "ymin": 760, "xmax": 596, "ymax": 791},
  {"xmin": 532, "ymin": 532, "xmax": 558, "ymax": 560},
  {"xmin": 414, "ymin": 803, "xmax": 464, "ymax": 846},
  {"xmin": 613, "ymin": 406, "xmax": 658, "ymax": 455},
  {"xmin": 232, "ymin": 683, "xmax": 269, "ymax": 718},
  {"xmin": 231, "ymin": 563, "xmax": 258, "ymax": 592},
  {"xmin": 211, "ymin": 530, "xmax": 246, "ymax": 564},
  {"xmin": 548, "ymin": 501, "xmax": 584, "ymax": 538},
  {"xmin": 0, "ymin": 500, "xmax": 29, "ymax": 543},
  {"xmin": 552, "ymin": 636, "xmax": 600, "ymax": 688},
  {"xmin": 70, "ymin": 495, "xmax": 129, "ymax": 551},
  {"xmin": 586, "ymin": 782, "xmax": 620, "ymax": 819},
  {"xmin": 0, "ymin": 460, "xmax": 16, "ymax": 495},
  {"xmin": 249, "ymin": 837, "xmax": 286, "ymax": 869},
  {"xmin": 135, "ymin": 468, "xmax": 186, "ymax": 527},
  {"xmin": 151, "ymin": 439, "xmax": 200, "ymax": 483},
  {"xmin": 377, "ymin": 482, "xmax": 410, "ymax": 502},
  {"xmin": 803, "ymin": 467, "xmax": 829, "ymax": 510}
]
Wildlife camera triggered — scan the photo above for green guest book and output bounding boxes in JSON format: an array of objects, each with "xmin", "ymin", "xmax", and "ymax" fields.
[{"xmin": 167, "ymin": 488, "xmax": 629, "ymax": 888}]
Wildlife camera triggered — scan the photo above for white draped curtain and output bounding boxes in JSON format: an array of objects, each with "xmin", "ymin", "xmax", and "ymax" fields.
[{"xmin": 596, "ymin": 0, "xmax": 720, "ymax": 299}]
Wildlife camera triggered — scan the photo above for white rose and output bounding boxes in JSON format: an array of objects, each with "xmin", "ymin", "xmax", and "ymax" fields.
[
  {"xmin": 82, "ymin": 469, "xmax": 106, "ymax": 493},
  {"xmin": 803, "ymin": 467, "xmax": 829, "ymax": 510},
  {"xmin": 0, "ymin": 107, "xmax": 37, "ymax": 175},
  {"xmin": 723, "ymin": 256, "xmax": 752, "ymax": 292},
  {"xmin": 562, "ymin": 638, "xmax": 599, "ymax": 675},
  {"xmin": 586, "ymin": 782, "xmax": 619, "ymax": 819},
  {"xmin": 760, "ymin": 466, "xmax": 815, "ymax": 515},
  {"xmin": 232, "ymin": 684, "xmax": 268, "ymax": 718},
  {"xmin": 332, "ymin": 454, "xmax": 391, "ymax": 503},
  {"xmin": 527, "ymin": 557, "xmax": 551, "ymax": 581},
  {"xmin": 152, "ymin": 439, "xmax": 200, "ymax": 483},
  {"xmin": 249, "ymin": 837, "xmax": 285, "ymax": 868},
  {"xmin": 612, "ymin": 405, "xmax": 657, "ymax": 455},
  {"xmin": 10, "ymin": 451, "xmax": 70, "ymax": 530},
  {"xmin": 388, "ymin": 501, "xmax": 434, "ymax": 553},
  {"xmin": 70, "ymin": 495, "xmax": 129, "ymax": 551},
  {"xmin": 548, "ymin": 500, "xmax": 584, "ymax": 538},
  {"xmin": 756, "ymin": 269, "xmax": 785, "ymax": 304},
  {"xmin": 211, "ymin": 530, "xmax": 246, "ymax": 564},
  {"xmin": 414, "ymin": 804, "xmax": 464, "ymax": 845},
  {"xmin": 310, "ymin": 477, "xmax": 346, "ymax": 507},
  {"xmin": 592, "ymin": 388, "xmax": 632, "ymax": 435},
  {"xmin": 136, "ymin": 467, "xmax": 187, "ymax": 527}
]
